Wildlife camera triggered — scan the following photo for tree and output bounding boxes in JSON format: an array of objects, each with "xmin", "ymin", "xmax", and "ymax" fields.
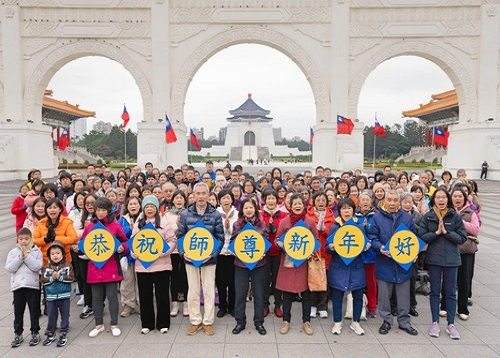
[{"xmin": 404, "ymin": 120, "xmax": 427, "ymax": 147}]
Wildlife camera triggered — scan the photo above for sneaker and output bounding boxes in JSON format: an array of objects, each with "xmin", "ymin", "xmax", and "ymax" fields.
[
  {"xmin": 11, "ymin": 334, "xmax": 23, "ymax": 348},
  {"xmin": 43, "ymin": 332, "xmax": 56, "ymax": 346},
  {"xmin": 203, "ymin": 325, "xmax": 215, "ymax": 336},
  {"xmin": 350, "ymin": 321, "xmax": 365, "ymax": 336},
  {"xmin": 280, "ymin": 321, "xmax": 290, "ymax": 334},
  {"xmin": 319, "ymin": 310, "xmax": 328, "ymax": 318},
  {"xmin": 446, "ymin": 324, "xmax": 460, "ymax": 340},
  {"xmin": 89, "ymin": 326, "xmax": 105, "ymax": 338},
  {"xmin": 56, "ymin": 332, "xmax": 67, "ymax": 347},
  {"xmin": 429, "ymin": 322, "xmax": 440, "ymax": 338},
  {"xmin": 77, "ymin": 295, "xmax": 85, "ymax": 306},
  {"xmin": 303, "ymin": 322, "xmax": 314, "ymax": 335},
  {"xmin": 160, "ymin": 328, "xmax": 169, "ymax": 334},
  {"xmin": 458, "ymin": 313, "xmax": 469, "ymax": 321},
  {"xmin": 182, "ymin": 303, "xmax": 189, "ymax": 317},
  {"xmin": 121, "ymin": 305, "xmax": 134, "ymax": 317},
  {"xmin": 141, "ymin": 328, "xmax": 150, "ymax": 334},
  {"xmin": 170, "ymin": 301, "xmax": 179, "ymax": 317},
  {"xmin": 186, "ymin": 324, "xmax": 203, "ymax": 335},
  {"xmin": 80, "ymin": 305, "xmax": 94, "ymax": 319},
  {"xmin": 310, "ymin": 306, "xmax": 318, "ymax": 317},
  {"xmin": 29, "ymin": 332, "xmax": 40, "ymax": 346},
  {"xmin": 368, "ymin": 310, "xmax": 377, "ymax": 318},
  {"xmin": 439, "ymin": 310, "xmax": 447, "ymax": 317},
  {"xmin": 331, "ymin": 322, "xmax": 343, "ymax": 335},
  {"xmin": 111, "ymin": 326, "xmax": 121, "ymax": 337}
]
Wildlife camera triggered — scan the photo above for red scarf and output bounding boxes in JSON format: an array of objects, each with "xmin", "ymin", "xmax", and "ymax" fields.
[{"xmin": 289, "ymin": 210, "xmax": 306, "ymax": 226}]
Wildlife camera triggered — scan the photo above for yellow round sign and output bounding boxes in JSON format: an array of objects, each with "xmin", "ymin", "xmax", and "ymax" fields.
[
  {"xmin": 333, "ymin": 225, "xmax": 366, "ymax": 259},
  {"xmin": 233, "ymin": 229, "xmax": 266, "ymax": 265},
  {"xmin": 131, "ymin": 228, "xmax": 164, "ymax": 264},
  {"xmin": 83, "ymin": 227, "xmax": 117, "ymax": 265},
  {"xmin": 282, "ymin": 226, "xmax": 316, "ymax": 261},
  {"xmin": 182, "ymin": 226, "xmax": 215, "ymax": 262},
  {"xmin": 388, "ymin": 229, "xmax": 420, "ymax": 265}
]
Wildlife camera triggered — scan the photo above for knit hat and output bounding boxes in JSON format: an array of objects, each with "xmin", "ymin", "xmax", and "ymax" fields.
[{"xmin": 142, "ymin": 195, "xmax": 159, "ymax": 211}]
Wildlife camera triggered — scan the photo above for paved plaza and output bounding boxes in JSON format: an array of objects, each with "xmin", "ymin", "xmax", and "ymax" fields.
[{"xmin": 0, "ymin": 179, "xmax": 499, "ymax": 357}]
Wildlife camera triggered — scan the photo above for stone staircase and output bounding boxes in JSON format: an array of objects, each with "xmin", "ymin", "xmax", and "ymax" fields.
[
  {"xmin": 396, "ymin": 146, "xmax": 446, "ymax": 163},
  {"xmin": 54, "ymin": 146, "xmax": 102, "ymax": 164}
]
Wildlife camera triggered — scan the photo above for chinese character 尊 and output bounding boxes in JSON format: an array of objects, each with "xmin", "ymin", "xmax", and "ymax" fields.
[
  {"xmin": 241, "ymin": 234, "xmax": 260, "ymax": 259},
  {"xmin": 338, "ymin": 231, "xmax": 359, "ymax": 254},
  {"xmin": 136, "ymin": 234, "xmax": 158, "ymax": 255},
  {"xmin": 288, "ymin": 232, "xmax": 309, "ymax": 256},
  {"xmin": 89, "ymin": 233, "xmax": 111, "ymax": 256},
  {"xmin": 189, "ymin": 232, "xmax": 209, "ymax": 256},
  {"xmin": 394, "ymin": 236, "xmax": 415, "ymax": 256}
]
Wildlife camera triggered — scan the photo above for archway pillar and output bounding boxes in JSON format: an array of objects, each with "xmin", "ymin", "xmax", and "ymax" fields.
[{"xmin": 312, "ymin": 122, "xmax": 337, "ymax": 169}]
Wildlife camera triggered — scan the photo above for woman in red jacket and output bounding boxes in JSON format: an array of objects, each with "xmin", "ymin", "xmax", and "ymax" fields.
[{"xmin": 11, "ymin": 184, "xmax": 29, "ymax": 234}]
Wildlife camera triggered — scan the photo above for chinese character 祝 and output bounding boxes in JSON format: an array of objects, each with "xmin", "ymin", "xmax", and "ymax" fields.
[
  {"xmin": 136, "ymin": 234, "xmax": 158, "ymax": 255},
  {"xmin": 189, "ymin": 232, "xmax": 209, "ymax": 256},
  {"xmin": 289, "ymin": 232, "xmax": 309, "ymax": 256},
  {"xmin": 89, "ymin": 233, "xmax": 111, "ymax": 256},
  {"xmin": 394, "ymin": 236, "xmax": 415, "ymax": 256},
  {"xmin": 241, "ymin": 234, "xmax": 260, "ymax": 259},
  {"xmin": 338, "ymin": 231, "xmax": 359, "ymax": 254}
]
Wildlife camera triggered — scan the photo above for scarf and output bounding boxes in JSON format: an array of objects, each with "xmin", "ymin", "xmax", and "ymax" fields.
[
  {"xmin": 171, "ymin": 207, "xmax": 185, "ymax": 215},
  {"xmin": 289, "ymin": 210, "xmax": 306, "ymax": 226},
  {"xmin": 314, "ymin": 208, "xmax": 326, "ymax": 231},
  {"xmin": 433, "ymin": 205, "xmax": 448, "ymax": 220},
  {"xmin": 220, "ymin": 207, "xmax": 236, "ymax": 230}
]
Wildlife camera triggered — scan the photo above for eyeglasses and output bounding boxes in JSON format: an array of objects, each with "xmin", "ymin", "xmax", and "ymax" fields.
[{"xmin": 85, "ymin": 202, "xmax": 95, "ymax": 207}]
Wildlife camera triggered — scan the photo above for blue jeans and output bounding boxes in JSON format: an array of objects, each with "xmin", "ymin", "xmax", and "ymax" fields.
[
  {"xmin": 46, "ymin": 299, "xmax": 70, "ymax": 333},
  {"xmin": 331, "ymin": 288, "xmax": 363, "ymax": 323},
  {"xmin": 428, "ymin": 265, "xmax": 458, "ymax": 324}
]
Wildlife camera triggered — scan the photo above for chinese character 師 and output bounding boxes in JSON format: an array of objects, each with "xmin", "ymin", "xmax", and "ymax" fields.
[{"xmin": 189, "ymin": 232, "xmax": 209, "ymax": 257}]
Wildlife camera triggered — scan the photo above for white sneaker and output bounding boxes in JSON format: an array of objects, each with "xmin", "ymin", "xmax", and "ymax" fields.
[
  {"xmin": 111, "ymin": 326, "xmax": 121, "ymax": 337},
  {"xmin": 141, "ymin": 328, "xmax": 150, "ymax": 334},
  {"xmin": 160, "ymin": 328, "xmax": 169, "ymax": 334},
  {"xmin": 170, "ymin": 301, "xmax": 179, "ymax": 317},
  {"xmin": 350, "ymin": 321, "xmax": 365, "ymax": 336},
  {"xmin": 89, "ymin": 326, "xmax": 105, "ymax": 338},
  {"xmin": 182, "ymin": 302, "xmax": 189, "ymax": 317},
  {"xmin": 310, "ymin": 306, "xmax": 318, "ymax": 317},
  {"xmin": 319, "ymin": 310, "xmax": 328, "ymax": 318},
  {"xmin": 77, "ymin": 295, "xmax": 85, "ymax": 306},
  {"xmin": 439, "ymin": 310, "xmax": 447, "ymax": 317},
  {"xmin": 331, "ymin": 322, "xmax": 343, "ymax": 335},
  {"xmin": 458, "ymin": 313, "xmax": 469, "ymax": 321}
]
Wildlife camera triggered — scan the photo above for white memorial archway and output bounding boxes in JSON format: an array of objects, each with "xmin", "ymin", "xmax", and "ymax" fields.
[{"xmin": 0, "ymin": 1, "xmax": 498, "ymax": 180}]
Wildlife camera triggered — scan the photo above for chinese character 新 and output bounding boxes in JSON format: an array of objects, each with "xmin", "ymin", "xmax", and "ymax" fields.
[
  {"xmin": 136, "ymin": 233, "xmax": 158, "ymax": 255},
  {"xmin": 241, "ymin": 234, "xmax": 260, "ymax": 259},
  {"xmin": 289, "ymin": 232, "xmax": 309, "ymax": 256},
  {"xmin": 394, "ymin": 236, "xmax": 415, "ymax": 256},
  {"xmin": 337, "ymin": 231, "xmax": 359, "ymax": 254},
  {"xmin": 189, "ymin": 232, "xmax": 209, "ymax": 256},
  {"xmin": 89, "ymin": 233, "xmax": 111, "ymax": 256}
]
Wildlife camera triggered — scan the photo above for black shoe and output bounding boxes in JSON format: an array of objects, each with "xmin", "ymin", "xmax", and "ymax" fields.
[
  {"xmin": 216, "ymin": 308, "xmax": 227, "ymax": 318},
  {"xmin": 80, "ymin": 306, "xmax": 93, "ymax": 319},
  {"xmin": 228, "ymin": 309, "xmax": 235, "ymax": 317},
  {"xmin": 379, "ymin": 321, "xmax": 391, "ymax": 335},
  {"xmin": 255, "ymin": 325, "xmax": 267, "ymax": 335},
  {"xmin": 232, "ymin": 324, "xmax": 245, "ymax": 335},
  {"xmin": 56, "ymin": 332, "xmax": 67, "ymax": 347},
  {"xmin": 294, "ymin": 293, "xmax": 303, "ymax": 302},
  {"xmin": 29, "ymin": 332, "xmax": 40, "ymax": 346},
  {"xmin": 399, "ymin": 325, "xmax": 418, "ymax": 336},
  {"xmin": 409, "ymin": 307, "xmax": 419, "ymax": 317},
  {"xmin": 391, "ymin": 308, "xmax": 397, "ymax": 316},
  {"xmin": 468, "ymin": 299, "xmax": 473, "ymax": 307},
  {"xmin": 11, "ymin": 334, "xmax": 23, "ymax": 348},
  {"xmin": 42, "ymin": 332, "xmax": 56, "ymax": 346}
]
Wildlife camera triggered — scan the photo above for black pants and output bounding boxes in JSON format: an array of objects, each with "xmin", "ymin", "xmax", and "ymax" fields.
[
  {"xmin": 264, "ymin": 255, "xmax": 282, "ymax": 308},
  {"xmin": 170, "ymin": 253, "xmax": 188, "ymax": 302},
  {"xmin": 13, "ymin": 288, "xmax": 41, "ymax": 335},
  {"xmin": 410, "ymin": 263, "xmax": 418, "ymax": 308},
  {"xmin": 481, "ymin": 169, "xmax": 487, "ymax": 179},
  {"xmin": 70, "ymin": 251, "xmax": 83, "ymax": 295},
  {"xmin": 234, "ymin": 265, "xmax": 265, "ymax": 327},
  {"xmin": 46, "ymin": 299, "xmax": 70, "ymax": 333},
  {"xmin": 78, "ymin": 258, "xmax": 92, "ymax": 308},
  {"xmin": 215, "ymin": 255, "xmax": 235, "ymax": 312},
  {"xmin": 282, "ymin": 290, "xmax": 311, "ymax": 323},
  {"xmin": 457, "ymin": 253, "xmax": 475, "ymax": 315},
  {"xmin": 137, "ymin": 270, "xmax": 170, "ymax": 330}
]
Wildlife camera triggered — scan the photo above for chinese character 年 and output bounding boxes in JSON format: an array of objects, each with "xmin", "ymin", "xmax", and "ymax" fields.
[{"xmin": 338, "ymin": 231, "xmax": 359, "ymax": 254}]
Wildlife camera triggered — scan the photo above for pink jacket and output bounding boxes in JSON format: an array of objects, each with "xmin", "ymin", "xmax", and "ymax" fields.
[
  {"xmin": 81, "ymin": 217, "xmax": 129, "ymax": 284},
  {"xmin": 131, "ymin": 215, "xmax": 176, "ymax": 273}
]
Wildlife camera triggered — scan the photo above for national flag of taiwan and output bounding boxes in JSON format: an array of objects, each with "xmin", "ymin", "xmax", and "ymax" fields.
[
  {"xmin": 190, "ymin": 128, "xmax": 201, "ymax": 150},
  {"xmin": 165, "ymin": 114, "xmax": 177, "ymax": 144},
  {"xmin": 374, "ymin": 119, "xmax": 386, "ymax": 138},
  {"xmin": 337, "ymin": 115, "xmax": 354, "ymax": 135},
  {"xmin": 433, "ymin": 127, "xmax": 449, "ymax": 147},
  {"xmin": 310, "ymin": 127, "xmax": 314, "ymax": 144},
  {"xmin": 58, "ymin": 128, "xmax": 70, "ymax": 150},
  {"xmin": 121, "ymin": 105, "xmax": 130, "ymax": 128}
]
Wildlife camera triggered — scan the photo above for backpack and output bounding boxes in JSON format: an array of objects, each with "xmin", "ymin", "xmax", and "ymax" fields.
[{"xmin": 415, "ymin": 270, "xmax": 430, "ymax": 296}]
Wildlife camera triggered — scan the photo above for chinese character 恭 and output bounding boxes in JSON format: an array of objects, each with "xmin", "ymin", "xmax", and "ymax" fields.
[
  {"xmin": 189, "ymin": 232, "xmax": 209, "ymax": 256},
  {"xmin": 288, "ymin": 232, "xmax": 309, "ymax": 256},
  {"xmin": 394, "ymin": 236, "xmax": 415, "ymax": 256},
  {"xmin": 241, "ymin": 234, "xmax": 260, "ymax": 259},
  {"xmin": 136, "ymin": 234, "xmax": 158, "ymax": 255},
  {"xmin": 89, "ymin": 233, "xmax": 110, "ymax": 256},
  {"xmin": 338, "ymin": 231, "xmax": 359, "ymax": 254}
]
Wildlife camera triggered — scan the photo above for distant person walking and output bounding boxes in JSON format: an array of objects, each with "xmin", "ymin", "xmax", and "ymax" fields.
[{"xmin": 480, "ymin": 161, "xmax": 488, "ymax": 180}]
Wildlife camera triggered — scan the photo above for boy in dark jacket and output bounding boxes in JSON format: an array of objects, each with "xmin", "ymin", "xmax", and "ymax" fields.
[{"xmin": 41, "ymin": 241, "xmax": 74, "ymax": 347}]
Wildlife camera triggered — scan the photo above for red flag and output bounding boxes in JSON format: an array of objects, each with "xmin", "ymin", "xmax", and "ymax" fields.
[
  {"xmin": 165, "ymin": 114, "xmax": 177, "ymax": 144},
  {"xmin": 337, "ymin": 115, "xmax": 354, "ymax": 135},
  {"xmin": 190, "ymin": 128, "xmax": 201, "ymax": 150},
  {"xmin": 58, "ymin": 128, "xmax": 70, "ymax": 150},
  {"xmin": 121, "ymin": 105, "xmax": 130, "ymax": 128},
  {"xmin": 374, "ymin": 119, "xmax": 386, "ymax": 138},
  {"xmin": 310, "ymin": 127, "xmax": 314, "ymax": 144},
  {"xmin": 433, "ymin": 127, "xmax": 449, "ymax": 147}
]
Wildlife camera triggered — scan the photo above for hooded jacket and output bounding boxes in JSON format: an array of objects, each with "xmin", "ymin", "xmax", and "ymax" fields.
[
  {"xmin": 41, "ymin": 241, "xmax": 74, "ymax": 301},
  {"xmin": 5, "ymin": 242, "xmax": 43, "ymax": 291}
]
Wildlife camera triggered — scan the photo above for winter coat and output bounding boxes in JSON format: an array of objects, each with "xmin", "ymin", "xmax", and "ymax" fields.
[
  {"xmin": 81, "ymin": 217, "xmax": 129, "ymax": 284},
  {"xmin": 33, "ymin": 216, "xmax": 78, "ymax": 265},
  {"xmin": 355, "ymin": 209, "xmax": 376, "ymax": 264},
  {"xmin": 11, "ymin": 195, "xmax": 28, "ymax": 233},
  {"xmin": 261, "ymin": 207, "xmax": 288, "ymax": 257},
  {"xmin": 456, "ymin": 204, "xmax": 480, "ymax": 237},
  {"xmin": 132, "ymin": 215, "xmax": 176, "ymax": 273},
  {"xmin": 231, "ymin": 217, "xmax": 267, "ymax": 269},
  {"xmin": 68, "ymin": 208, "xmax": 84, "ymax": 238},
  {"xmin": 275, "ymin": 215, "xmax": 319, "ymax": 293},
  {"xmin": 368, "ymin": 206, "xmax": 417, "ymax": 283},
  {"xmin": 118, "ymin": 213, "xmax": 138, "ymax": 265},
  {"xmin": 23, "ymin": 213, "xmax": 42, "ymax": 234},
  {"xmin": 5, "ymin": 245, "xmax": 43, "ymax": 291},
  {"xmin": 176, "ymin": 203, "xmax": 224, "ymax": 267},
  {"xmin": 326, "ymin": 218, "xmax": 366, "ymax": 292},
  {"xmin": 418, "ymin": 208, "xmax": 467, "ymax": 267},
  {"xmin": 41, "ymin": 259, "xmax": 74, "ymax": 301},
  {"xmin": 306, "ymin": 206, "xmax": 335, "ymax": 268},
  {"xmin": 217, "ymin": 206, "xmax": 239, "ymax": 256}
]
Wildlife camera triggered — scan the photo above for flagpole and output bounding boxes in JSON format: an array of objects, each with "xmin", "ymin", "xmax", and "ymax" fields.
[
  {"xmin": 373, "ymin": 112, "xmax": 377, "ymax": 169},
  {"xmin": 124, "ymin": 127, "xmax": 127, "ymax": 167}
]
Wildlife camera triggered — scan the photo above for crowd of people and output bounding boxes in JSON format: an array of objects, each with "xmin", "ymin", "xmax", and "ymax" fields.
[{"xmin": 7, "ymin": 161, "xmax": 482, "ymax": 348}]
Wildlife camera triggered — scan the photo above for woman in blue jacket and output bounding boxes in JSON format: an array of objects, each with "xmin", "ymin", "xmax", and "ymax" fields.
[{"xmin": 326, "ymin": 198, "xmax": 368, "ymax": 336}]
